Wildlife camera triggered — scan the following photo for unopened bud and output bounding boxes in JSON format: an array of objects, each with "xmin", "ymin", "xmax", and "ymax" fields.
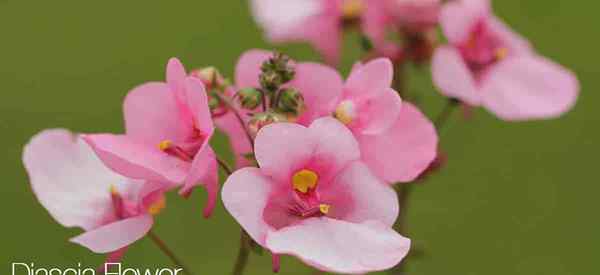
[
  {"xmin": 276, "ymin": 88, "xmax": 305, "ymax": 116},
  {"xmin": 237, "ymin": 88, "xmax": 263, "ymax": 110},
  {"xmin": 191, "ymin": 66, "xmax": 223, "ymax": 89},
  {"xmin": 260, "ymin": 53, "xmax": 295, "ymax": 91},
  {"xmin": 248, "ymin": 112, "xmax": 287, "ymax": 137}
]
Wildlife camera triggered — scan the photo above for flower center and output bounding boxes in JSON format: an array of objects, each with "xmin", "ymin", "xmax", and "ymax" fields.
[
  {"xmin": 342, "ymin": 0, "xmax": 364, "ymax": 20},
  {"xmin": 158, "ymin": 139, "xmax": 197, "ymax": 162},
  {"xmin": 292, "ymin": 169, "xmax": 318, "ymax": 193},
  {"xmin": 334, "ymin": 100, "xmax": 356, "ymax": 125}
]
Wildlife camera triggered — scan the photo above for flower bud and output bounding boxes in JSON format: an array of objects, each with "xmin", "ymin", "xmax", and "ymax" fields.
[
  {"xmin": 236, "ymin": 88, "xmax": 263, "ymax": 110},
  {"xmin": 276, "ymin": 88, "xmax": 305, "ymax": 116},
  {"xmin": 190, "ymin": 66, "xmax": 224, "ymax": 90},
  {"xmin": 248, "ymin": 112, "xmax": 287, "ymax": 137},
  {"xmin": 259, "ymin": 53, "xmax": 295, "ymax": 91}
]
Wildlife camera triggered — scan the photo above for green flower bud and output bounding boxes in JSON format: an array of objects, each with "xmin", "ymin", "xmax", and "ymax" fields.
[
  {"xmin": 237, "ymin": 88, "xmax": 263, "ymax": 110},
  {"xmin": 259, "ymin": 52, "xmax": 295, "ymax": 91},
  {"xmin": 276, "ymin": 88, "xmax": 305, "ymax": 116}
]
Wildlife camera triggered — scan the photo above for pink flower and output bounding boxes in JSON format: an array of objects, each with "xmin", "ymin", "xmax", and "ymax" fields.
[
  {"xmin": 222, "ymin": 118, "xmax": 410, "ymax": 274},
  {"xmin": 83, "ymin": 58, "xmax": 218, "ymax": 217},
  {"xmin": 250, "ymin": 0, "xmax": 346, "ymax": 65},
  {"xmin": 362, "ymin": 0, "xmax": 440, "ymax": 59},
  {"xmin": 233, "ymin": 50, "xmax": 438, "ymax": 183},
  {"xmin": 23, "ymin": 129, "xmax": 168, "ymax": 257},
  {"xmin": 432, "ymin": 0, "xmax": 579, "ymax": 121}
]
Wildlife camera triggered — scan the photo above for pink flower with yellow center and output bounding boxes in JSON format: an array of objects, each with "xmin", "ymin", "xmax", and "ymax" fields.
[
  {"xmin": 432, "ymin": 0, "xmax": 579, "ymax": 120},
  {"xmin": 83, "ymin": 58, "xmax": 218, "ymax": 217},
  {"xmin": 23, "ymin": 129, "xmax": 169, "ymax": 259},
  {"xmin": 222, "ymin": 118, "xmax": 410, "ymax": 274}
]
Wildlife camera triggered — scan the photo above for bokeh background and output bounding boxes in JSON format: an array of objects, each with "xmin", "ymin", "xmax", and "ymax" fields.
[{"xmin": 1, "ymin": 0, "xmax": 598, "ymax": 274}]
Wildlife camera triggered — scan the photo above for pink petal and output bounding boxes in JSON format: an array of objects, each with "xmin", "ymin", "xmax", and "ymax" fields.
[
  {"xmin": 323, "ymin": 161, "xmax": 398, "ymax": 226},
  {"xmin": 180, "ymin": 146, "xmax": 218, "ymax": 218},
  {"xmin": 23, "ymin": 129, "xmax": 130, "ymax": 231},
  {"xmin": 266, "ymin": 218, "xmax": 411, "ymax": 274},
  {"xmin": 362, "ymin": 0, "xmax": 393, "ymax": 50},
  {"xmin": 358, "ymin": 103, "xmax": 438, "ymax": 183},
  {"xmin": 254, "ymin": 123, "xmax": 316, "ymax": 183},
  {"xmin": 289, "ymin": 63, "xmax": 343, "ymax": 125},
  {"xmin": 82, "ymin": 134, "xmax": 189, "ymax": 183},
  {"xmin": 221, "ymin": 167, "xmax": 273, "ymax": 245},
  {"xmin": 358, "ymin": 88, "xmax": 403, "ymax": 135},
  {"xmin": 305, "ymin": 16, "xmax": 342, "ymax": 66},
  {"xmin": 235, "ymin": 49, "xmax": 273, "ymax": 89},
  {"xmin": 344, "ymin": 58, "xmax": 394, "ymax": 100},
  {"xmin": 215, "ymin": 112, "xmax": 252, "ymax": 168},
  {"xmin": 123, "ymin": 82, "xmax": 187, "ymax": 144},
  {"xmin": 308, "ymin": 117, "xmax": 360, "ymax": 183},
  {"xmin": 487, "ymin": 16, "xmax": 532, "ymax": 56},
  {"xmin": 251, "ymin": 0, "xmax": 323, "ymax": 40},
  {"xmin": 480, "ymin": 56, "xmax": 579, "ymax": 121},
  {"xmin": 440, "ymin": 0, "xmax": 490, "ymax": 44},
  {"xmin": 432, "ymin": 46, "xmax": 481, "ymax": 105},
  {"xmin": 70, "ymin": 214, "xmax": 153, "ymax": 253},
  {"xmin": 182, "ymin": 77, "xmax": 215, "ymax": 136},
  {"xmin": 166, "ymin": 57, "xmax": 187, "ymax": 93}
]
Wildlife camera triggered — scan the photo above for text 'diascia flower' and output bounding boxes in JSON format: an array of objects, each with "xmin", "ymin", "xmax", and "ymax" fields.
[
  {"xmin": 83, "ymin": 58, "xmax": 218, "ymax": 217},
  {"xmin": 222, "ymin": 118, "xmax": 410, "ymax": 274},
  {"xmin": 23, "ymin": 129, "xmax": 169, "ymax": 258},
  {"xmin": 432, "ymin": 0, "xmax": 579, "ymax": 121}
]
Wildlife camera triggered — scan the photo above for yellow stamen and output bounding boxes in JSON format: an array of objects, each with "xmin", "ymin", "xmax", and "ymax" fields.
[
  {"xmin": 158, "ymin": 140, "xmax": 173, "ymax": 151},
  {"xmin": 292, "ymin": 169, "xmax": 318, "ymax": 193},
  {"xmin": 495, "ymin": 47, "xmax": 508, "ymax": 60},
  {"xmin": 319, "ymin": 204, "xmax": 331, "ymax": 215},
  {"xmin": 334, "ymin": 101, "xmax": 355, "ymax": 125},
  {"xmin": 342, "ymin": 0, "xmax": 364, "ymax": 20},
  {"xmin": 110, "ymin": 185, "xmax": 119, "ymax": 195},
  {"xmin": 147, "ymin": 197, "xmax": 166, "ymax": 215}
]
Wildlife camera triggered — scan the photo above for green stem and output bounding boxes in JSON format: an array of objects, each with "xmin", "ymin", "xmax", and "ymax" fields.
[
  {"xmin": 232, "ymin": 230, "xmax": 251, "ymax": 275},
  {"xmin": 148, "ymin": 231, "xmax": 195, "ymax": 275}
]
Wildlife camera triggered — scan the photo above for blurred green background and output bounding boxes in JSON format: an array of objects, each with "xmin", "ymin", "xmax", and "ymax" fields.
[{"xmin": 1, "ymin": 0, "xmax": 598, "ymax": 274}]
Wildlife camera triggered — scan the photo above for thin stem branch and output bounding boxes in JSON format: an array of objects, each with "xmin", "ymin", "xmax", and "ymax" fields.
[
  {"xmin": 216, "ymin": 156, "xmax": 234, "ymax": 175},
  {"xmin": 214, "ymin": 92, "xmax": 255, "ymax": 150},
  {"xmin": 434, "ymin": 99, "xmax": 459, "ymax": 131},
  {"xmin": 148, "ymin": 231, "xmax": 195, "ymax": 275},
  {"xmin": 232, "ymin": 230, "xmax": 251, "ymax": 275}
]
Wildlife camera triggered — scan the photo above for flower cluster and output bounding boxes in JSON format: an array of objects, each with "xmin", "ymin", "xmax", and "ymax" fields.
[{"xmin": 22, "ymin": 0, "xmax": 578, "ymax": 274}]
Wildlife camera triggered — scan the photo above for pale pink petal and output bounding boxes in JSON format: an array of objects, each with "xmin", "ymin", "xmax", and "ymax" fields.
[
  {"xmin": 323, "ymin": 161, "xmax": 399, "ymax": 226},
  {"xmin": 166, "ymin": 57, "xmax": 187, "ymax": 92},
  {"xmin": 70, "ymin": 214, "xmax": 153, "ymax": 253},
  {"xmin": 305, "ymin": 16, "xmax": 342, "ymax": 66},
  {"xmin": 254, "ymin": 123, "xmax": 316, "ymax": 182},
  {"xmin": 215, "ymin": 112, "xmax": 252, "ymax": 168},
  {"xmin": 183, "ymin": 77, "xmax": 215, "ymax": 136},
  {"xmin": 432, "ymin": 46, "xmax": 481, "ymax": 105},
  {"xmin": 440, "ymin": 0, "xmax": 490, "ymax": 44},
  {"xmin": 82, "ymin": 134, "xmax": 189, "ymax": 183},
  {"xmin": 251, "ymin": 0, "xmax": 322, "ymax": 40},
  {"xmin": 180, "ymin": 146, "xmax": 218, "ymax": 218},
  {"xmin": 359, "ymin": 103, "xmax": 438, "ymax": 183},
  {"xmin": 488, "ymin": 16, "xmax": 532, "ymax": 56},
  {"xmin": 221, "ymin": 167, "xmax": 273, "ymax": 245},
  {"xmin": 123, "ymin": 82, "xmax": 186, "ymax": 144},
  {"xmin": 308, "ymin": 117, "xmax": 360, "ymax": 182},
  {"xmin": 235, "ymin": 49, "xmax": 273, "ymax": 89},
  {"xmin": 359, "ymin": 88, "xmax": 403, "ymax": 135},
  {"xmin": 266, "ymin": 218, "xmax": 411, "ymax": 274},
  {"xmin": 23, "ymin": 129, "xmax": 130, "ymax": 231},
  {"xmin": 362, "ymin": 0, "xmax": 393, "ymax": 50},
  {"xmin": 289, "ymin": 63, "xmax": 343, "ymax": 125},
  {"xmin": 345, "ymin": 58, "xmax": 394, "ymax": 100},
  {"xmin": 481, "ymin": 56, "xmax": 579, "ymax": 121}
]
